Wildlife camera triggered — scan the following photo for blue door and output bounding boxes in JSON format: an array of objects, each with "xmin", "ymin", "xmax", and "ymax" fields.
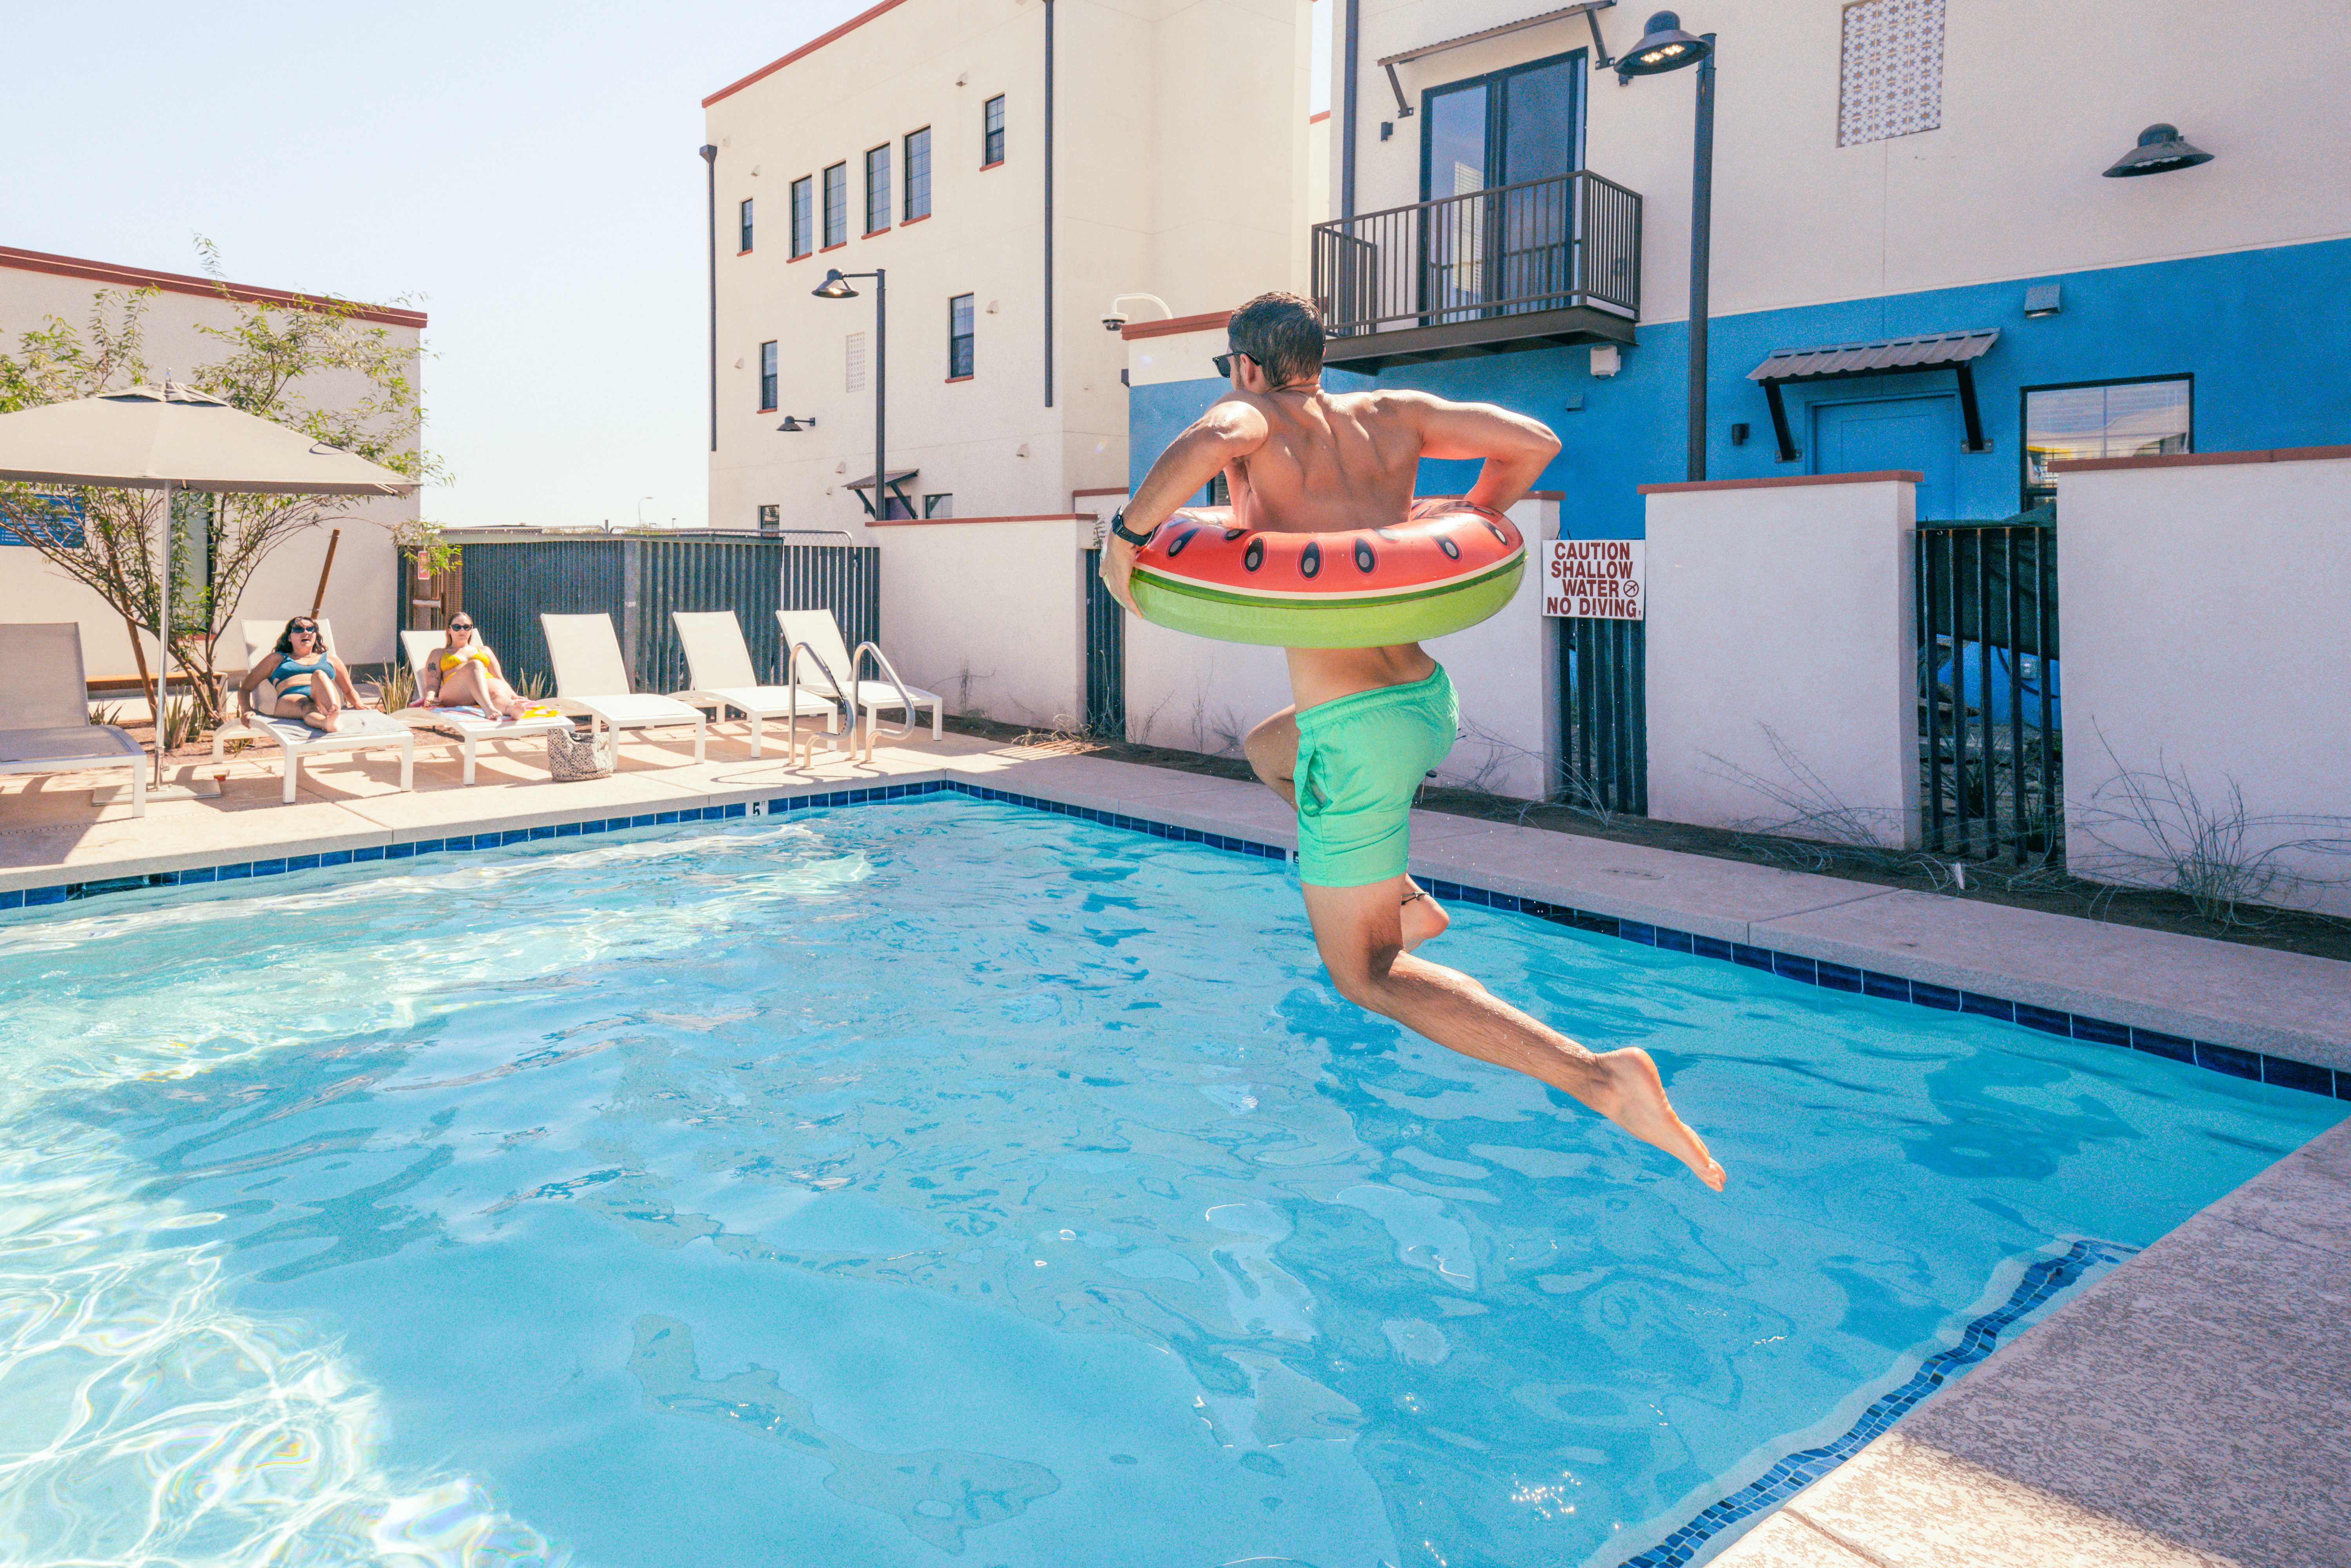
[{"xmin": 1811, "ymin": 395, "xmax": 1958, "ymax": 518}]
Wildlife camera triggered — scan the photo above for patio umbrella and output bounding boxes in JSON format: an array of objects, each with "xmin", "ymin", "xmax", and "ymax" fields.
[{"xmin": 0, "ymin": 381, "xmax": 417, "ymax": 784}]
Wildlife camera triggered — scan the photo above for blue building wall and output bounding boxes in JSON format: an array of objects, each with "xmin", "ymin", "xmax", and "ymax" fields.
[{"xmin": 1129, "ymin": 236, "xmax": 2351, "ymax": 538}]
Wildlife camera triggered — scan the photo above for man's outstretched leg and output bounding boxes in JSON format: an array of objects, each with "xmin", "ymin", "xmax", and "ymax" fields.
[
  {"xmin": 1248, "ymin": 707, "xmax": 1449, "ymax": 951},
  {"xmin": 1302, "ymin": 876, "xmax": 1726, "ymax": 1190}
]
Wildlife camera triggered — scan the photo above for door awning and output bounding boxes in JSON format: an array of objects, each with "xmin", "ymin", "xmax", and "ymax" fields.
[
  {"xmin": 1374, "ymin": 0, "xmax": 1617, "ymax": 117},
  {"xmin": 845, "ymin": 467, "xmax": 919, "ymax": 521},
  {"xmin": 1747, "ymin": 330, "xmax": 1999, "ymax": 463}
]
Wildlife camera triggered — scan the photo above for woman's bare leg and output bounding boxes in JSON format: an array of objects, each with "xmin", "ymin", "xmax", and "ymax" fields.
[{"xmin": 441, "ymin": 663, "xmax": 527, "ymax": 718}]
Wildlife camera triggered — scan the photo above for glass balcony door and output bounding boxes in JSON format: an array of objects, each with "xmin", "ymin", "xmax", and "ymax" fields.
[{"xmin": 1419, "ymin": 52, "xmax": 1584, "ymax": 324}]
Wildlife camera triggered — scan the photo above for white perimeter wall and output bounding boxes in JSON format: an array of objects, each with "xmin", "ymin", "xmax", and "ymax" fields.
[
  {"xmin": 1645, "ymin": 476, "xmax": 1920, "ymax": 845},
  {"xmin": 2059, "ymin": 453, "xmax": 2351, "ymax": 916},
  {"xmin": 1124, "ymin": 498, "xmax": 1560, "ymax": 800},
  {"xmin": 874, "ymin": 517, "xmax": 1090, "ymax": 730}
]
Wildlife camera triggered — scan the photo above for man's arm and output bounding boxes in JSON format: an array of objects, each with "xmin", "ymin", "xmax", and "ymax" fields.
[
  {"xmin": 1098, "ymin": 398, "xmax": 1269, "ymax": 614},
  {"xmin": 1407, "ymin": 393, "xmax": 1561, "ymax": 515}
]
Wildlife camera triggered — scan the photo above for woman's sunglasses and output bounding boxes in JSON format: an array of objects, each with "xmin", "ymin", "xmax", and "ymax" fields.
[
  {"xmin": 449, "ymin": 621, "xmax": 475, "ymax": 631},
  {"xmin": 289, "ymin": 624, "xmax": 318, "ymax": 637}
]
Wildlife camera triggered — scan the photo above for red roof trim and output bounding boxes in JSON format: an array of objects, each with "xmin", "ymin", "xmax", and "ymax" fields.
[
  {"xmin": 2049, "ymin": 444, "xmax": 2351, "ymax": 473},
  {"xmin": 1310, "ymin": 109, "xmax": 1331, "ymax": 125},
  {"xmin": 0, "ymin": 246, "xmax": 426, "ymax": 328},
  {"xmin": 704, "ymin": 0, "xmax": 915, "ymax": 107},
  {"xmin": 1122, "ymin": 310, "xmax": 1234, "ymax": 341},
  {"xmin": 867, "ymin": 512, "xmax": 1093, "ymax": 527},
  {"xmin": 1638, "ymin": 469, "xmax": 1922, "ymax": 495}
]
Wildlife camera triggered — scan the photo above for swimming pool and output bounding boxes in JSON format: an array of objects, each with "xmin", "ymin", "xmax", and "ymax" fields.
[{"xmin": 0, "ymin": 798, "xmax": 2338, "ymax": 1568}]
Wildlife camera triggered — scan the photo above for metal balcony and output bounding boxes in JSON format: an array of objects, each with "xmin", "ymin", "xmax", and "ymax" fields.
[{"xmin": 1311, "ymin": 170, "xmax": 1641, "ymax": 372}]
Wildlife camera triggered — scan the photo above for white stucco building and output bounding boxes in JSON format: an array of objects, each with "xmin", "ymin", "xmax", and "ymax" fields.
[
  {"xmin": 0, "ymin": 245, "xmax": 423, "ymax": 683},
  {"xmin": 700, "ymin": 0, "xmax": 1312, "ymax": 533}
]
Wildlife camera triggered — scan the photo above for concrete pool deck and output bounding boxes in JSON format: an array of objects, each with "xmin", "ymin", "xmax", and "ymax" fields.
[{"xmin": 3, "ymin": 726, "xmax": 2347, "ymax": 1568}]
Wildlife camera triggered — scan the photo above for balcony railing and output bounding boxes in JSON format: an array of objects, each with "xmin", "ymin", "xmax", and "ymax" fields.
[{"xmin": 1312, "ymin": 170, "xmax": 1641, "ymax": 343}]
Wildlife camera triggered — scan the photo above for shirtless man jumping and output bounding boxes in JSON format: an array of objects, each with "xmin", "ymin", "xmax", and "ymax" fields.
[{"xmin": 1101, "ymin": 292, "xmax": 1724, "ymax": 1191}]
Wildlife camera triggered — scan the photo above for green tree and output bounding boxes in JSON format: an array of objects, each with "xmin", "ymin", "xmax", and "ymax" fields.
[{"xmin": 0, "ymin": 256, "xmax": 437, "ymax": 722}]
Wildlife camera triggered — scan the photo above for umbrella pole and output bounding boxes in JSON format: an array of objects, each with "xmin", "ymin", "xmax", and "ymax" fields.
[{"xmin": 155, "ymin": 476, "xmax": 173, "ymax": 787}]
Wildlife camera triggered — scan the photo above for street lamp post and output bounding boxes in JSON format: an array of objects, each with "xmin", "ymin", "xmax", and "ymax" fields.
[
  {"xmin": 814, "ymin": 268, "xmax": 889, "ymax": 520},
  {"xmin": 1617, "ymin": 13, "xmax": 1716, "ymax": 482}
]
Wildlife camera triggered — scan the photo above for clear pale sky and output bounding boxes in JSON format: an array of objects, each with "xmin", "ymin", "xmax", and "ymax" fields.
[{"xmin": 0, "ymin": 0, "xmax": 1330, "ymax": 530}]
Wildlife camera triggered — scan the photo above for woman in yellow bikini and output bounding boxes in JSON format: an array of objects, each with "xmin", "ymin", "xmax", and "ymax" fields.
[{"xmin": 417, "ymin": 616, "xmax": 533, "ymax": 721}]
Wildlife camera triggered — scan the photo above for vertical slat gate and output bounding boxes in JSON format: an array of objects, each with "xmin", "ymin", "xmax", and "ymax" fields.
[
  {"xmin": 1556, "ymin": 617, "xmax": 1646, "ymax": 815},
  {"xmin": 1082, "ymin": 548, "xmax": 1125, "ymax": 738},
  {"xmin": 453, "ymin": 533, "xmax": 880, "ymax": 695},
  {"xmin": 1914, "ymin": 520, "xmax": 2061, "ymax": 863}
]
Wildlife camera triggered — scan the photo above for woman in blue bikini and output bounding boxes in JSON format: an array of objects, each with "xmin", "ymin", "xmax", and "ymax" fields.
[{"xmin": 238, "ymin": 617, "xmax": 367, "ymax": 733}]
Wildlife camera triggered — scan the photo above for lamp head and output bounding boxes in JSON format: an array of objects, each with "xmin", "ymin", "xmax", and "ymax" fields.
[
  {"xmin": 777, "ymin": 415, "xmax": 817, "ymax": 431},
  {"xmin": 1617, "ymin": 11, "xmax": 1710, "ymax": 77},
  {"xmin": 812, "ymin": 269, "xmax": 859, "ymax": 299},
  {"xmin": 2103, "ymin": 123, "xmax": 2213, "ymax": 177},
  {"xmin": 698, "ymin": 144, "xmax": 718, "ymax": 164}
]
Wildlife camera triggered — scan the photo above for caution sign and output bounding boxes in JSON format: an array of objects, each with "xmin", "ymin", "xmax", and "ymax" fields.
[{"xmin": 1543, "ymin": 539, "xmax": 1644, "ymax": 620}]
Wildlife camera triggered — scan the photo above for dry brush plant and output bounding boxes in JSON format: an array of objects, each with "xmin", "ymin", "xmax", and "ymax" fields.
[
  {"xmin": 2074, "ymin": 728, "xmax": 2351, "ymax": 928},
  {"xmin": 0, "ymin": 248, "xmax": 437, "ymax": 728}
]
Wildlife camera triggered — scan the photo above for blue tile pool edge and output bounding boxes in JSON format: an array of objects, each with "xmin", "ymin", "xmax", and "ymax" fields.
[
  {"xmin": 1614, "ymin": 1238, "xmax": 2135, "ymax": 1568},
  {"xmin": 1, "ymin": 777, "xmax": 2342, "ymax": 1103}
]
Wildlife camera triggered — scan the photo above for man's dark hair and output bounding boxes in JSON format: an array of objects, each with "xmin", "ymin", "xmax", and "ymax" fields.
[{"xmin": 1227, "ymin": 292, "xmax": 1324, "ymax": 387}]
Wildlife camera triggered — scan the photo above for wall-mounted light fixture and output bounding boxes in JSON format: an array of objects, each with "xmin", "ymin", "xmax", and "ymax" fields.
[
  {"xmin": 1590, "ymin": 344, "xmax": 1623, "ymax": 378},
  {"xmin": 776, "ymin": 415, "xmax": 818, "ymax": 431},
  {"xmin": 2023, "ymin": 284, "xmax": 2062, "ymax": 318},
  {"xmin": 2103, "ymin": 123, "xmax": 2213, "ymax": 177}
]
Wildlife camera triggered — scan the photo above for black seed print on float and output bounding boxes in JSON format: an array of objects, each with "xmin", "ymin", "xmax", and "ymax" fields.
[
  {"xmin": 1482, "ymin": 519, "xmax": 1510, "ymax": 544},
  {"xmin": 1299, "ymin": 540, "xmax": 1322, "ymax": 578},
  {"xmin": 1166, "ymin": 528, "xmax": 1198, "ymax": 557},
  {"xmin": 1438, "ymin": 535, "xmax": 1461, "ymax": 560},
  {"xmin": 1222, "ymin": 527, "xmax": 1245, "ymax": 541},
  {"xmin": 1243, "ymin": 537, "xmax": 1264, "ymax": 571},
  {"xmin": 1353, "ymin": 538, "xmax": 1376, "ymax": 572}
]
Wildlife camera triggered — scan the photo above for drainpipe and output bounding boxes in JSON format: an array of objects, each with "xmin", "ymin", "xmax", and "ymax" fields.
[
  {"xmin": 699, "ymin": 143, "xmax": 718, "ymax": 454},
  {"xmin": 1043, "ymin": 0, "xmax": 1056, "ymax": 409},
  {"xmin": 1340, "ymin": 0, "xmax": 1359, "ymax": 218}
]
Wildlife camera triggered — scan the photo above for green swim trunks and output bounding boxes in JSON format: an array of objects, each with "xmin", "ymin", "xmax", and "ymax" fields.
[{"xmin": 1294, "ymin": 666, "xmax": 1458, "ymax": 887}]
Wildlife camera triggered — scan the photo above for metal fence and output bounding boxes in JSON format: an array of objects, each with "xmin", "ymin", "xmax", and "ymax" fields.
[
  {"xmin": 1312, "ymin": 170, "xmax": 1641, "ymax": 339},
  {"xmin": 1915, "ymin": 520, "xmax": 2061, "ymax": 863},
  {"xmin": 1558, "ymin": 617, "xmax": 1646, "ymax": 816},
  {"xmin": 1082, "ymin": 549, "xmax": 1125, "ymax": 739},
  {"xmin": 449, "ymin": 532, "xmax": 880, "ymax": 695}
]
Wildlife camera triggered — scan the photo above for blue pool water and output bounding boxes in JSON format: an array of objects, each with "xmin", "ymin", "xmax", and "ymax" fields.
[{"xmin": 0, "ymin": 799, "xmax": 2338, "ymax": 1568}]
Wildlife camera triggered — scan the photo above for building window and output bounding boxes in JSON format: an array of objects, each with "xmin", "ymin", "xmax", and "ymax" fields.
[
  {"xmin": 739, "ymin": 198, "xmax": 754, "ymax": 252},
  {"xmin": 923, "ymin": 493, "xmax": 954, "ymax": 519},
  {"xmin": 790, "ymin": 176, "xmax": 813, "ymax": 256},
  {"xmin": 846, "ymin": 331, "xmax": 867, "ymax": 392},
  {"xmin": 948, "ymin": 293, "xmax": 974, "ymax": 378},
  {"xmin": 758, "ymin": 341, "xmax": 778, "ymax": 410},
  {"xmin": 904, "ymin": 127, "xmax": 932, "ymax": 220},
  {"xmin": 864, "ymin": 145, "xmax": 891, "ymax": 234},
  {"xmin": 822, "ymin": 162, "xmax": 848, "ymax": 246},
  {"xmin": 982, "ymin": 95, "xmax": 1006, "ymax": 166},
  {"xmin": 2021, "ymin": 377, "xmax": 2191, "ymax": 511},
  {"xmin": 1838, "ymin": 0, "xmax": 1944, "ymax": 147},
  {"xmin": 758, "ymin": 504, "xmax": 780, "ymax": 533}
]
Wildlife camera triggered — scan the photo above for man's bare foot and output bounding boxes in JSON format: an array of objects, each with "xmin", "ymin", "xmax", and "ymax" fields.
[
  {"xmin": 1400, "ymin": 885, "xmax": 1449, "ymax": 953},
  {"xmin": 1590, "ymin": 1047, "xmax": 1725, "ymax": 1190}
]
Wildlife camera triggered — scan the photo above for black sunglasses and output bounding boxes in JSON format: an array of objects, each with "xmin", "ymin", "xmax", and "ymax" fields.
[
  {"xmin": 289, "ymin": 623, "xmax": 319, "ymax": 636},
  {"xmin": 448, "ymin": 621, "xmax": 475, "ymax": 630},
  {"xmin": 1213, "ymin": 351, "xmax": 1253, "ymax": 378}
]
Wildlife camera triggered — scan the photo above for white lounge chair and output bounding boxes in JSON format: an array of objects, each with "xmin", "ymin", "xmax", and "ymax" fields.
[
  {"xmin": 393, "ymin": 630, "xmax": 575, "ymax": 784},
  {"xmin": 212, "ymin": 617, "xmax": 415, "ymax": 804},
  {"xmin": 540, "ymin": 613, "xmax": 706, "ymax": 764},
  {"xmin": 775, "ymin": 608, "xmax": 941, "ymax": 758},
  {"xmin": 0, "ymin": 623, "xmax": 146, "ymax": 817},
  {"xmin": 670, "ymin": 611, "xmax": 839, "ymax": 758}
]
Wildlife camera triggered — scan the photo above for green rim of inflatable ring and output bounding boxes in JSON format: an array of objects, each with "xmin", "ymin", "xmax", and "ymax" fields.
[{"xmin": 1133, "ymin": 556, "xmax": 1526, "ymax": 648}]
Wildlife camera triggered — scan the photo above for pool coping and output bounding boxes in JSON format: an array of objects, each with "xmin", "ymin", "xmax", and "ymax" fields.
[{"xmin": 4, "ymin": 751, "xmax": 2346, "ymax": 1102}]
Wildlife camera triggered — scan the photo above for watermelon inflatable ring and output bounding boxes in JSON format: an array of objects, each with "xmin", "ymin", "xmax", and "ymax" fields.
[{"xmin": 1127, "ymin": 498, "xmax": 1526, "ymax": 648}]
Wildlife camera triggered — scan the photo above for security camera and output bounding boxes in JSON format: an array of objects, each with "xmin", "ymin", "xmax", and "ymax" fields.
[{"xmin": 1101, "ymin": 312, "xmax": 1128, "ymax": 332}]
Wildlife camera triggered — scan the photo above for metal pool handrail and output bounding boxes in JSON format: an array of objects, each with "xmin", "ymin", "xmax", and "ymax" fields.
[
  {"xmin": 849, "ymin": 641, "xmax": 918, "ymax": 760},
  {"xmin": 784, "ymin": 640, "xmax": 848, "ymax": 768}
]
